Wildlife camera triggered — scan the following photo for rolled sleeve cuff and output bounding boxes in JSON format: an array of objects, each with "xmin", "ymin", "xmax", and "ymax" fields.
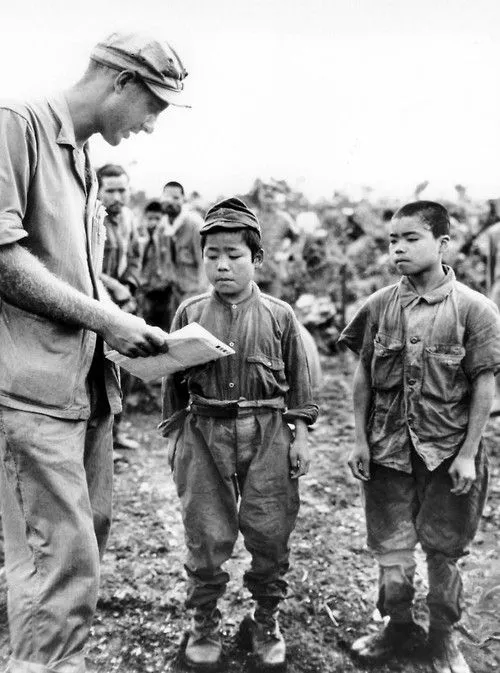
[
  {"xmin": 469, "ymin": 361, "xmax": 500, "ymax": 379},
  {"xmin": 284, "ymin": 404, "xmax": 319, "ymax": 426},
  {"xmin": 336, "ymin": 333, "xmax": 360, "ymax": 355},
  {"xmin": 0, "ymin": 215, "xmax": 28, "ymax": 246},
  {"xmin": 158, "ymin": 408, "xmax": 189, "ymax": 436}
]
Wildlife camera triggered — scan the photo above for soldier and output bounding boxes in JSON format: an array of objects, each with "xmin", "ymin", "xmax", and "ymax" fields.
[
  {"xmin": 251, "ymin": 179, "xmax": 300, "ymax": 298},
  {"xmin": 97, "ymin": 163, "xmax": 143, "ymax": 451},
  {"xmin": 161, "ymin": 180, "xmax": 208, "ymax": 315},
  {"xmin": 0, "ymin": 32, "xmax": 188, "ymax": 673},
  {"xmin": 139, "ymin": 199, "xmax": 173, "ymax": 330}
]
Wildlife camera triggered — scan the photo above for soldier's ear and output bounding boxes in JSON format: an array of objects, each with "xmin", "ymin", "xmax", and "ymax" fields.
[{"xmin": 114, "ymin": 70, "xmax": 137, "ymax": 93}]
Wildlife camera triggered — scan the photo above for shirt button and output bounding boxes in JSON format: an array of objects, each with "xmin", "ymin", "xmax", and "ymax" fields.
[
  {"xmin": 410, "ymin": 336, "xmax": 420, "ymax": 344},
  {"xmin": 229, "ymin": 382, "xmax": 235, "ymax": 388},
  {"xmin": 408, "ymin": 379, "xmax": 416, "ymax": 386},
  {"xmin": 229, "ymin": 342, "xmax": 235, "ymax": 347},
  {"xmin": 231, "ymin": 304, "xmax": 237, "ymax": 309}
]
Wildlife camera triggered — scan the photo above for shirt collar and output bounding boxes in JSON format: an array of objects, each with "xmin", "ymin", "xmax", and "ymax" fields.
[
  {"xmin": 212, "ymin": 281, "xmax": 260, "ymax": 308},
  {"xmin": 398, "ymin": 265, "xmax": 455, "ymax": 308},
  {"xmin": 47, "ymin": 93, "xmax": 78, "ymax": 149}
]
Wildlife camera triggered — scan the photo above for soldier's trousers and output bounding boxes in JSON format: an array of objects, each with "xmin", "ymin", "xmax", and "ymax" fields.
[{"xmin": 0, "ymin": 384, "xmax": 113, "ymax": 673}]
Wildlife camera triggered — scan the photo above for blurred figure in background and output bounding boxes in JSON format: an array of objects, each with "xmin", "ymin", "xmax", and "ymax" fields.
[
  {"xmin": 474, "ymin": 214, "xmax": 500, "ymax": 414},
  {"xmin": 161, "ymin": 180, "xmax": 208, "ymax": 316},
  {"xmin": 251, "ymin": 179, "xmax": 299, "ymax": 298},
  {"xmin": 97, "ymin": 163, "xmax": 142, "ymax": 451},
  {"xmin": 139, "ymin": 199, "xmax": 173, "ymax": 330}
]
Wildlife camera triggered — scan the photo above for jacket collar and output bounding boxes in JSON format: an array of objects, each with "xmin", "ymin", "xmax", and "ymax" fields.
[
  {"xmin": 212, "ymin": 281, "xmax": 260, "ymax": 308},
  {"xmin": 47, "ymin": 93, "xmax": 79, "ymax": 148},
  {"xmin": 398, "ymin": 265, "xmax": 455, "ymax": 308}
]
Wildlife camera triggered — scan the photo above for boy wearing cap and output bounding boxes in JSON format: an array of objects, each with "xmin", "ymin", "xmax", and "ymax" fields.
[
  {"xmin": 339, "ymin": 201, "xmax": 500, "ymax": 673},
  {"xmin": 0, "ymin": 32, "xmax": 187, "ymax": 673},
  {"xmin": 161, "ymin": 197, "xmax": 318, "ymax": 671}
]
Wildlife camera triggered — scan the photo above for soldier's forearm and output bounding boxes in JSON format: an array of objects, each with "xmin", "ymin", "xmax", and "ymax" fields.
[{"xmin": 0, "ymin": 242, "xmax": 115, "ymax": 335}]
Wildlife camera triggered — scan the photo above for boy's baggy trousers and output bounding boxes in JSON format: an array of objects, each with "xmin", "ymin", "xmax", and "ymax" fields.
[
  {"xmin": 0, "ymin": 381, "xmax": 113, "ymax": 673},
  {"xmin": 363, "ymin": 446, "xmax": 488, "ymax": 632},
  {"xmin": 171, "ymin": 408, "xmax": 300, "ymax": 608}
]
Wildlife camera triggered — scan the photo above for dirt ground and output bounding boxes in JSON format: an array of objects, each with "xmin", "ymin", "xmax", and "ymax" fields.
[{"xmin": 0, "ymin": 355, "xmax": 499, "ymax": 672}]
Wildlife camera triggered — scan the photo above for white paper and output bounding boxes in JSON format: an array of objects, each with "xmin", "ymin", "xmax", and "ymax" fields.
[{"xmin": 105, "ymin": 322, "xmax": 235, "ymax": 382}]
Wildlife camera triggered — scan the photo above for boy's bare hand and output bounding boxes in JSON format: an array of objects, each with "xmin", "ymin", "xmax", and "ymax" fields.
[
  {"xmin": 101, "ymin": 310, "xmax": 170, "ymax": 358},
  {"xmin": 449, "ymin": 455, "xmax": 476, "ymax": 495},
  {"xmin": 289, "ymin": 438, "xmax": 310, "ymax": 479},
  {"xmin": 348, "ymin": 444, "xmax": 371, "ymax": 481}
]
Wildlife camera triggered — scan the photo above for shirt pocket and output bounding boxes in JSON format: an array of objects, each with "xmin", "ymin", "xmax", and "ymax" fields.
[
  {"xmin": 422, "ymin": 344, "xmax": 468, "ymax": 402},
  {"xmin": 371, "ymin": 334, "xmax": 404, "ymax": 391},
  {"xmin": 246, "ymin": 353, "xmax": 286, "ymax": 392}
]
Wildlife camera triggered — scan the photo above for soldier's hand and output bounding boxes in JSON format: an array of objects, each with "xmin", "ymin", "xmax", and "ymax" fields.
[{"xmin": 101, "ymin": 309, "xmax": 169, "ymax": 357}]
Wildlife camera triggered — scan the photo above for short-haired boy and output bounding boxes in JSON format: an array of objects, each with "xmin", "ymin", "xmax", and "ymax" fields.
[
  {"xmin": 339, "ymin": 201, "xmax": 500, "ymax": 673},
  {"xmin": 161, "ymin": 197, "xmax": 318, "ymax": 671}
]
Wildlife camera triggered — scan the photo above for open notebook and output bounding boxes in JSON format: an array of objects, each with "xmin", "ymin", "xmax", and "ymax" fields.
[{"xmin": 105, "ymin": 322, "xmax": 235, "ymax": 382}]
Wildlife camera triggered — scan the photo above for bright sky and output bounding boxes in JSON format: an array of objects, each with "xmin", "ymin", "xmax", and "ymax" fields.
[{"xmin": 2, "ymin": 0, "xmax": 500, "ymax": 203}]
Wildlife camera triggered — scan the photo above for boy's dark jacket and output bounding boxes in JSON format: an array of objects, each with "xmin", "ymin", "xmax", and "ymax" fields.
[{"xmin": 161, "ymin": 283, "xmax": 318, "ymax": 434}]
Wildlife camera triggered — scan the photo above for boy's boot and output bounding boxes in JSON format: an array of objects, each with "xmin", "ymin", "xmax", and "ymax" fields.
[
  {"xmin": 184, "ymin": 603, "xmax": 223, "ymax": 670},
  {"xmin": 351, "ymin": 619, "xmax": 426, "ymax": 661},
  {"xmin": 238, "ymin": 600, "xmax": 286, "ymax": 671},
  {"xmin": 428, "ymin": 628, "xmax": 471, "ymax": 673}
]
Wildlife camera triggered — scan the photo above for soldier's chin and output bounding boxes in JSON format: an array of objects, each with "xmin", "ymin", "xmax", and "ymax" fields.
[{"xmin": 102, "ymin": 129, "xmax": 124, "ymax": 146}]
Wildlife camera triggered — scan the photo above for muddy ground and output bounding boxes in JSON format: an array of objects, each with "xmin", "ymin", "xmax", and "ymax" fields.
[{"xmin": 0, "ymin": 355, "xmax": 499, "ymax": 672}]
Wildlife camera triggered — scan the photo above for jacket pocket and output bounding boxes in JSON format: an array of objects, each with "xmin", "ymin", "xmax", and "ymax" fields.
[
  {"xmin": 0, "ymin": 300, "xmax": 81, "ymax": 409},
  {"xmin": 422, "ymin": 344, "xmax": 468, "ymax": 402},
  {"xmin": 371, "ymin": 335, "xmax": 404, "ymax": 390},
  {"xmin": 246, "ymin": 354, "xmax": 286, "ymax": 390}
]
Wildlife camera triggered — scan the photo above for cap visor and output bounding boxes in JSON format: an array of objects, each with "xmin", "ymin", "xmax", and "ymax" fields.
[
  {"xmin": 144, "ymin": 81, "xmax": 191, "ymax": 108},
  {"xmin": 200, "ymin": 220, "xmax": 261, "ymax": 236}
]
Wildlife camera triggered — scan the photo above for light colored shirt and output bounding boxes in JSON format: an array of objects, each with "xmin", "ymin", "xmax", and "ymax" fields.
[
  {"xmin": 339, "ymin": 267, "xmax": 500, "ymax": 473},
  {"xmin": 0, "ymin": 94, "xmax": 120, "ymax": 418}
]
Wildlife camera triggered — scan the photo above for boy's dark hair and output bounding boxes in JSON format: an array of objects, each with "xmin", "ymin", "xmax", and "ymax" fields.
[
  {"xmin": 200, "ymin": 226, "xmax": 262, "ymax": 261},
  {"xmin": 144, "ymin": 199, "xmax": 163, "ymax": 213},
  {"xmin": 393, "ymin": 201, "xmax": 450, "ymax": 237},
  {"xmin": 96, "ymin": 163, "xmax": 128, "ymax": 188},
  {"xmin": 163, "ymin": 180, "xmax": 184, "ymax": 196}
]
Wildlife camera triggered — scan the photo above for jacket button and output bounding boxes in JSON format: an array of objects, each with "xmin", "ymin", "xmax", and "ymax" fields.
[
  {"xmin": 408, "ymin": 379, "xmax": 416, "ymax": 386},
  {"xmin": 229, "ymin": 382, "xmax": 235, "ymax": 388},
  {"xmin": 410, "ymin": 336, "xmax": 420, "ymax": 344}
]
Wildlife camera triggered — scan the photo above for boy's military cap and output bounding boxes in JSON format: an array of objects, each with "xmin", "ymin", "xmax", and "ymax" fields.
[
  {"xmin": 200, "ymin": 197, "xmax": 261, "ymax": 237},
  {"xmin": 90, "ymin": 32, "xmax": 189, "ymax": 107}
]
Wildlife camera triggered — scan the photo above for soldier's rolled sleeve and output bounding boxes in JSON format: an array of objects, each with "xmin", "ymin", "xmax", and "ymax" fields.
[
  {"xmin": 463, "ymin": 298, "xmax": 500, "ymax": 379},
  {"xmin": 338, "ymin": 300, "xmax": 375, "ymax": 369},
  {"xmin": 283, "ymin": 311, "xmax": 319, "ymax": 425},
  {"xmin": 0, "ymin": 109, "xmax": 36, "ymax": 246}
]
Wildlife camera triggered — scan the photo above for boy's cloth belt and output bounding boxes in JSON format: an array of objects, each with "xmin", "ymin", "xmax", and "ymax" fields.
[{"xmin": 189, "ymin": 394, "xmax": 286, "ymax": 419}]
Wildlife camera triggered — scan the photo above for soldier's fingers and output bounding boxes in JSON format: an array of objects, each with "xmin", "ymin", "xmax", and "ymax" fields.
[{"xmin": 145, "ymin": 328, "xmax": 169, "ymax": 351}]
